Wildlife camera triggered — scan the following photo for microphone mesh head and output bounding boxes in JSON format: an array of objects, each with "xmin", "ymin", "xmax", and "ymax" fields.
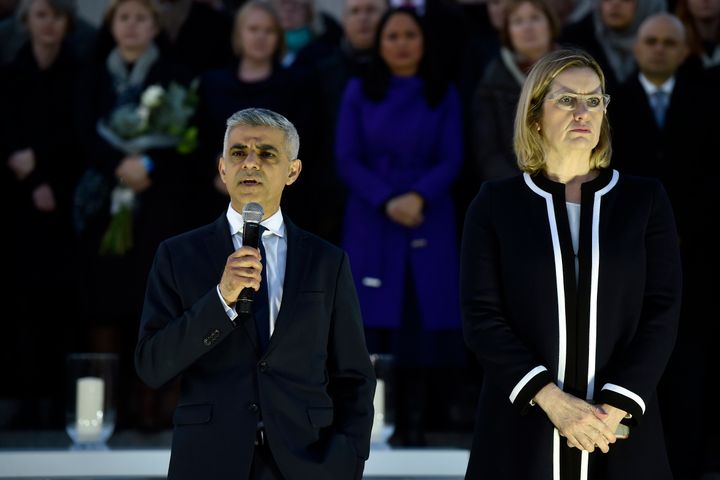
[{"xmin": 242, "ymin": 202, "xmax": 264, "ymax": 224}]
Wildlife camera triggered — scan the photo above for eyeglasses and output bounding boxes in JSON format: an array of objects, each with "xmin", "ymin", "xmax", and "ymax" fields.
[{"xmin": 545, "ymin": 92, "xmax": 611, "ymax": 112}]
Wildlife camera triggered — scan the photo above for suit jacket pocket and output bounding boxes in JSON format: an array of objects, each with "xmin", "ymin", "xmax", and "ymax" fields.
[
  {"xmin": 173, "ymin": 403, "xmax": 213, "ymax": 426},
  {"xmin": 307, "ymin": 406, "xmax": 334, "ymax": 429}
]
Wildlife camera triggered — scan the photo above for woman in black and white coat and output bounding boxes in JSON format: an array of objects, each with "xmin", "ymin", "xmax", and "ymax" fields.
[{"xmin": 460, "ymin": 48, "xmax": 682, "ymax": 480}]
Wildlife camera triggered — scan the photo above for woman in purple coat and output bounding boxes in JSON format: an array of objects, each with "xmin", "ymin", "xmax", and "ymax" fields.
[{"xmin": 335, "ymin": 7, "xmax": 464, "ymax": 446}]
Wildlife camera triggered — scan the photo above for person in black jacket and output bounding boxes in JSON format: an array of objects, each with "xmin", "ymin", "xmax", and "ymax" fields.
[
  {"xmin": 1, "ymin": 0, "xmax": 84, "ymax": 429},
  {"xmin": 611, "ymin": 13, "xmax": 718, "ymax": 479},
  {"xmin": 460, "ymin": 48, "xmax": 681, "ymax": 480},
  {"xmin": 75, "ymin": 0, "xmax": 194, "ymax": 429},
  {"xmin": 135, "ymin": 108, "xmax": 375, "ymax": 480}
]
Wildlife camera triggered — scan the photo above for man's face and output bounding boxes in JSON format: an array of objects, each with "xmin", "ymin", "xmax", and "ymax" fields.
[
  {"xmin": 343, "ymin": 0, "xmax": 386, "ymax": 51},
  {"xmin": 219, "ymin": 126, "xmax": 302, "ymax": 218},
  {"xmin": 634, "ymin": 16, "xmax": 688, "ymax": 80},
  {"xmin": 601, "ymin": 0, "xmax": 636, "ymax": 31}
]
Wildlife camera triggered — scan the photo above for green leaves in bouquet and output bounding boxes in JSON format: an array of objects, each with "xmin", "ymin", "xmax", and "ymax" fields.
[
  {"xmin": 99, "ymin": 205, "xmax": 133, "ymax": 256},
  {"xmin": 105, "ymin": 79, "xmax": 200, "ymax": 153},
  {"xmin": 149, "ymin": 79, "xmax": 200, "ymax": 153},
  {"xmin": 109, "ymin": 104, "xmax": 147, "ymax": 140},
  {"xmin": 178, "ymin": 126, "xmax": 198, "ymax": 154}
]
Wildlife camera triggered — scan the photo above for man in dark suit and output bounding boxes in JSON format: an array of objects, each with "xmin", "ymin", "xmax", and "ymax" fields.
[
  {"xmin": 611, "ymin": 13, "xmax": 717, "ymax": 480},
  {"xmin": 135, "ymin": 108, "xmax": 376, "ymax": 480}
]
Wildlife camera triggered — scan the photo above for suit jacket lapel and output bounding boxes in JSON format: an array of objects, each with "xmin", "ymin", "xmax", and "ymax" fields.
[
  {"xmin": 264, "ymin": 218, "xmax": 309, "ymax": 356},
  {"xmin": 203, "ymin": 213, "xmax": 261, "ymax": 354}
]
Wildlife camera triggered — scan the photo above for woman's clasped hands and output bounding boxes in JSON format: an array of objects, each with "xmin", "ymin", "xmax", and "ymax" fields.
[{"xmin": 534, "ymin": 383, "xmax": 627, "ymax": 453}]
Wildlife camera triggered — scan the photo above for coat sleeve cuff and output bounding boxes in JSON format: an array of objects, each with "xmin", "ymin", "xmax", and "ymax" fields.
[
  {"xmin": 597, "ymin": 383, "xmax": 645, "ymax": 423},
  {"xmin": 509, "ymin": 366, "xmax": 552, "ymax": 414}
]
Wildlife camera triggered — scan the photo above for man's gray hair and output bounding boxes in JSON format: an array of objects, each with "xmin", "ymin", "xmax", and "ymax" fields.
[{"xmin": 223, "ymin": 108, "xmax": 300, "ymax": 160}]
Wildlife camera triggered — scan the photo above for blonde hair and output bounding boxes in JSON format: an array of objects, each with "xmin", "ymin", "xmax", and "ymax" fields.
[
  {"xmin": 232, "ymin": 0, "xmax": 285, "ymax": 61},
  {"xmin": 514, "ymin": 48, "xmax": 612, "ymax": 174}
]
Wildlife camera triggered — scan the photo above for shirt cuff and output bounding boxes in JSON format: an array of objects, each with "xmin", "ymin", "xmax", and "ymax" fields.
[{"xmin": 216, "ymin": 285, "xmax": 238, "ymax": 324}]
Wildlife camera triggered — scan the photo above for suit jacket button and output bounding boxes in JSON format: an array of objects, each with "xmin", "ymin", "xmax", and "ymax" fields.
[
  {"xmin": 203, "ymin": 337, "xmax": 212, "ymax": 346},
  {"xmin": 248, "ymin": 402, "xmax": 259, "ymax": 413},
  {"xmin": 258, "ymin": 361, "xmax": 268, "ymax": 373}
]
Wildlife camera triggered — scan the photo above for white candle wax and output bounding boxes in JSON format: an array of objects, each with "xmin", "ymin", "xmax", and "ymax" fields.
[
  {"xmin": 371, "ymin": 378, "xmax": 385, "ymax": 436},
  {"xmin": 75, "ymin": 377, "xmax": 104, "ymax": 442}
]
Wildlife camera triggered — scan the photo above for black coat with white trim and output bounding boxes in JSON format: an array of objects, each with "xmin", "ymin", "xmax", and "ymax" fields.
[{"xmin": 460, "ymin": 169, "xmax": 681, "ymax": 480}]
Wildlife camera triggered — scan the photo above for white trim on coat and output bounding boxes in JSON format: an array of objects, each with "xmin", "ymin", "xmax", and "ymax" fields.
[
  {"xmin": 509, "ymin": 365, "xmax": 548, "ymax": 404},
  {"xmin": 602, "ymin": 383, "xmax": 647, "ymax": 414},
  {"xmin": 524, "ymin": 172, "xmax": 566, "ymax": 479},
  {"xmin": 587, "ymin": 170, "xmax": 619, "ymax": 400}
]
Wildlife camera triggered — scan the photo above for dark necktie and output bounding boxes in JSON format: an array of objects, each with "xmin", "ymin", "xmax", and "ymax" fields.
[{"xmin": 254, "ymin": 226, "xmax": 270, "ymax": 353}]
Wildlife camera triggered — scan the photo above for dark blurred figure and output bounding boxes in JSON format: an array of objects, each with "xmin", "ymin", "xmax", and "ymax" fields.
[
  {"xmin": 611, "ymin": 13, "xmax": 719, "ymax": 479},
  {"xmin": 314, "ymin": 0, "xmax": 387, "ymax": 245},
  {"xmin": 561, "ymin": 0, "xmax": 666, "ymax": 93},
  {"xmin": 390, "ymin": 0, "xmax": 467, "ymax": 83},
  {"xmin": 335, "ymin": 7, "xmax": 464, "ymax": 446},
  {"xmin": 453, "ymin": 0, "xmax": 507, "ymax": 236},
  {"xmin": 0, "ymin": 0, "xmax": 18, "ymax": 17},
  {"xmin": 270, "ymin": 0, "xmax": 341, "ymax": 72},
  {"xmin": 0, "ymin": 0, "xmax": 84, "ymax": 429},
  {"xmin": 257, "ymin": 0, "xmax": 337, "ymax": 235},
  {"xmin": 675, "ymin": 0, "xmax": 720, "ymax": 73},
  {"xmin": 457, "ymin": 0, "xmax": 507, "ymax": 103},
  {"xmin": 152, "ymin": 0, "xmax": 234, "ymax": 77},
  {"xmin": 74, "ymin": 0, "xmax": 194, "ymax": 430},
  {"xmin": 470, "ymin": 0, "xmax": 559, "ymax": 183},
  {"xmin": 705, "ymin": 60, "xmax": 720, "ymax": 476},
  {"xmin": 0, "ymin": 0, "xmax": 96, "ymax": 66},
  {"xmin": 318, "ymin": 0, "xmax": 386, "ymax": 125}
]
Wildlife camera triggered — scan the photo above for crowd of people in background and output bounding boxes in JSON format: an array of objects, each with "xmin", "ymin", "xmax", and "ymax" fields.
[{"xmin": 0, "ymin": 0, "xmax": 718, "ymax": 478}]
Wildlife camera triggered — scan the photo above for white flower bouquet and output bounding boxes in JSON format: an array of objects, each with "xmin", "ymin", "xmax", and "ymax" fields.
[{"xmin": 97, "ymin": 80, "xmax": 198, "ymax": 255}]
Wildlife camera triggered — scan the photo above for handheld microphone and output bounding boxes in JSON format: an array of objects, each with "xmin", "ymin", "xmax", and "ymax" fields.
[{"xmin": 237, "ymin": 202, "xmax": 264, "ymax": 316}]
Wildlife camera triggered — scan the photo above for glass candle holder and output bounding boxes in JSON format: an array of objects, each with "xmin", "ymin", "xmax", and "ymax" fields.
[{"xmin": 65, "ymin": 353, "xmax": 118, "ymax": 449}]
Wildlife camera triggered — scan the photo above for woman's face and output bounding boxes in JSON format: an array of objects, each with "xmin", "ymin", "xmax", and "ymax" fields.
[
  {"xmin": 379, "ymin": 12, "xmax": 423, "ymax": 76},
  {"xmin": 236, "ymin": 8, "xmax": 280, "ymax": 62},
  {"xmin": 540, "ymin": 67, "xmax": 605, "ymax": 158},
  {"xmin": 26, "ymin": 0, "xmax": 69, "ymax": 48},
  {"xmin": 111, "ymin": 0, "xmax": 158, "ymax": 53},
  {"xmin": 508, "ymin": 2, "xmax": 552, "ymax": 60}
]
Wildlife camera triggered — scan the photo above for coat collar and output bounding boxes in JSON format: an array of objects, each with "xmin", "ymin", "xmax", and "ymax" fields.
[{"xmin": 525, "ymin": 168, "xmax": 616, "ymax": 199}]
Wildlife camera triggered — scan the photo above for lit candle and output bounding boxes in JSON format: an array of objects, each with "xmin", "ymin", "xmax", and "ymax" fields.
[
  {"xmin": 75, "ymin": 377, "xmax": 104, "ymax": 442},
  {"xmin": 371, "ymin": 378, "xmax": 385, "ymax": 438}
]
